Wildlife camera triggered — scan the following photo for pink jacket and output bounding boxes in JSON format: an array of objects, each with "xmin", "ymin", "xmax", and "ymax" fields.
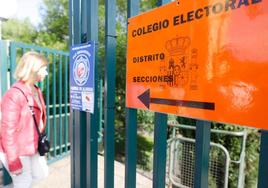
[{"xmin": 0, "ymin": 81, "xmax": 47, "ymax": 172}]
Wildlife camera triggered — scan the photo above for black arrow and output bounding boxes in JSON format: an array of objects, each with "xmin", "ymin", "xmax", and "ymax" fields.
[{"xmin": 138, "ymin": 89, "xmax": 215, "ymax": 110}]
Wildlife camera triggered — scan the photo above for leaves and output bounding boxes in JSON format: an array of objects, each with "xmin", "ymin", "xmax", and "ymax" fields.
[{"xmin": 2, "ymin": 19, "xmax": 37, "ymax": 43}]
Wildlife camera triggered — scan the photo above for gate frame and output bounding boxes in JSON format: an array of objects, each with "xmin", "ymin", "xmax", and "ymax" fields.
[{"xmin": 69, "ymin": 0, "xmax": 268, "ymax": 188}]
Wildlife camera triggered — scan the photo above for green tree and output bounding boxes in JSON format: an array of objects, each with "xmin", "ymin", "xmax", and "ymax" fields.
[
  {"xmin": 37, "ymin": 0, "xmax": 69, "ymax": 50},
  {"xmin": 2, "ymin": 19, "xmax": 37, "ymax": 43}
]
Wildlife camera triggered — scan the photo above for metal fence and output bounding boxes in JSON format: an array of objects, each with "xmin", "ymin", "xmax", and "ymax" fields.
[
  {"xmin": 168, "ymin": 136, "xmax": 230, "ymax": 188},
  {"xmin": 166, "ymin": 122, "xmax": 247, "ymax": 188}
]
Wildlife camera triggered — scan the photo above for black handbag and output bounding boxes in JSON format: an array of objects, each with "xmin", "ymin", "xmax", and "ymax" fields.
[
  {"xmin": 14, "ymin": 87, "xmax": 50, "ymax": 156},
  {"xmin": 30, "ymin": 107, "xmax": 50, "ymax": 156}
]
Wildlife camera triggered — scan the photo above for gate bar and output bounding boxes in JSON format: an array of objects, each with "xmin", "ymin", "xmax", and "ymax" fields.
[
  {"xmin": 86, "ymin": 0, "xmax": 99, "ymax": 187},
  {"xmin": 257, "ymin": 130, "xmax": 268, "ymax": 188},
  {"xmin": 70, "ymin": 0, "xmax": 87, "ymax": 187},
  {"xmin": 153, "ymin": 112, "xmax": 168, "ymax": 188},
  {"xmin": 125, "ymin": 108, "xmax": 137, "ymax": 188},
  {"xmin": 152, "ymin": 2, "xmax": 170, "ymax": 188},
  {"xmin": 104, "ymin": 0, "xmax": 116, "ymax": 187},
  {"xmin": 0, "ymin": 40, "xmax": 8, "ymax": 95},
  {"xmin": 194, "ymin": 120, "xmax": 211, "ymax": 188},
  {"xmin": 125, "ymin": 1, "xmax": 139, "ymax": 187}
]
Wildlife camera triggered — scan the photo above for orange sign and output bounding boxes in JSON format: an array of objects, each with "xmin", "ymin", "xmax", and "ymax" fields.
[{"xmin": 126, "ymin": 0, "xmax": 268, "ymax": 130}]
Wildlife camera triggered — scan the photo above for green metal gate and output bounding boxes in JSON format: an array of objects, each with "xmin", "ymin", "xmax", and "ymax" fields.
[{"xmin": 69, "ymin": 0, "xmax": 268, "ymax": 188}]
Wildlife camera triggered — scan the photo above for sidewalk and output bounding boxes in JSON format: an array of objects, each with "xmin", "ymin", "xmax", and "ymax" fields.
[{"xmin": 33, "ymin": 155, "xmax": 152, "ymax": 188}]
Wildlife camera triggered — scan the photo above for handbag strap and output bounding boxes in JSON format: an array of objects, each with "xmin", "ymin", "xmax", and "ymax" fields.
[{"xmin": 13, "ymin": 86, "xmax": 42, "ymax": 137}]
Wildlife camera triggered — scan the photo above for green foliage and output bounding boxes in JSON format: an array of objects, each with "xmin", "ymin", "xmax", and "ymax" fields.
[
  {"xmin": 114, "ymin": 120, "xmax": 154, "ymax": 171},
  {"xmin": 211, "ymin": 123, "xmax": 260, "ymax": 188},
  {"xmin": 115, "ymin": 33, "xmax": 127, "ymax": 124},
  {"xmin": 38, "ymin": 0, "xmax": 69, "ymax": 50},
  {"xmin": 137, "ymin": 135, "xmax": 154, "ymax": 170},
  {"xmin": 140, "ymin": 0, "xmax": 158, "ymax": 12},
  {"xmin": 2, "ymin": 19, "xmax": 37, "ymax": 43},
  {"xmin": 244, "ymin": 130, "xmax": 260, "ymax": 187},
  {"xmin": 137, "ymin": 110, "xmax": 154, "ymax": 134},
  {"xmin": 2, "ymin": 0, "xmax": 68, "ymax": 50}
]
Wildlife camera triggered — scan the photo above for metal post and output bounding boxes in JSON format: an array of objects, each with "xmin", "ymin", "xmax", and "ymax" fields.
[
  {"xmin": 68, "ymin": 1, "xmax": 74, "ymax": 186},
  {"xmin": 0, "ymin": 20, "xmax": 2, "ymax": 40},
  {"xmin": 98, "ymin": 79, "xmax": 103, "ymax": 143},
  {"xmin": 59, "ymin": 55, "xmax": 63, "ymax": 155},
  {"xmin": 238, "ymin": 131, "xmax": 247, "ymax": 188},
  {"xmin": 257, "ymin": 130, "xmax": 268, "ymax": 188},
  {"xmin": 10, "ymin": 42, "xmax": 16, "ymax": 85},
  {"xmin": 125, "ymin": 1, "xmax": 139, "ymax": 188},
  {"xmin": 125, "ymin": 108, "xmax": 137, "ymax": 188},
  {"xmin": 194, "ymin": 120, "xmax": 211, "ymax": 188},
  {"xmin": 153, "ymin": 112, "xmax": 168, "ymax": 188},
  {"xmin": 0, "ymin": 40, "xmax": 8, "ymax": 95},
  {"xmin": 86, "ymin": 0, "xmax": 99, "ymax": 187},
  {"xmin": 152, "ymin": 1, "xmax": 169, "ymax": 187},
  {"xmin": 52, "ymin": 53, "xmax": 57, "ymax": 157},
  {"xmin": 45, "ymin": 52, "xmax": 51, "ymax": 161},
  {"xmin": 69, "ymin": 0, "xmax": 87, "ymax": 187},
  {"xmin": 104, "ymin": 0, "xmax": 116, "ymax": 188}
]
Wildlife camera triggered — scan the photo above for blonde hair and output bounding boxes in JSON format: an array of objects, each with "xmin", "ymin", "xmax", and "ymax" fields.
[{"xmin": 14, "ymin": 51, "xmax": 49, "ymax": 81}]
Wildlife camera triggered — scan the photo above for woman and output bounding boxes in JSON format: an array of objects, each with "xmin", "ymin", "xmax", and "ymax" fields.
[{"xmin": 0, "ymin": 51, "xmax": 49, "ymax": 187}]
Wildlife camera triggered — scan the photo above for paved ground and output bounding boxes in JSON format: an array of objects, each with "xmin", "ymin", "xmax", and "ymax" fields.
[{"xmin": 32, "ymin": 155, "xmax": 152, "ymax": 188}]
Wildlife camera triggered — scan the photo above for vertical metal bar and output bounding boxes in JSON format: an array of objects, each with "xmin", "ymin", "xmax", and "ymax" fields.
[
  {"xmin": 125, "ymin": 1, "xmax": 139, "ymax": 188},
  {"xmin": 59, "ymin": 54, "xmax": 63, "ymax": 156},
  {"xmin": 45, "ymin": 52, "xmax": 51, "ymax": 160},
  {"xmin": 153, "ymin": 112, "xmax": 167, "ymax": 188},
  {"xmin": 0, "ymin": 40, "xmax": 8, "ymax": 95},
  {"xmin": 71, "ymin": 0, "xmax": 83, "ymax": 186},
  {"xmin": 10, "ymin": 42, "xmax": 17, "ymax": 85},
  {"xmin": 69, "ymin": 0, "xmax": 74, "ymax": 48},
  {"xmin": 73, "ymin": 0, "xmax": 81, "ymax": 43},
  {"xmin": 64, "ymin": 55, "xmax": 69, "ymax": 153},
  {"xmin": 127, "ymin": 0, "xmax": 140, "ymax": 17},
  {"xmin": 74, "ymin": 0, "xmax": 87, "ymax": 187},
  {"xmin": 152, "ymin": 2, "xmax": 169, "ymax": 188},
  {"xmin": 69, "ymin": 0, "xmax": 75, "ymax": 186},
  {"xmin": 98, "ymin": 79, "xmax": 103, "ymax": 143},
  {"xmin": 238, "ymin": 131, "xmax": 247, "ymax": 188},
  {"xmin": 172, "ymin": 126, "xmax": 176, "ymax": 138},
  {"xmin": 86, "ymin": 0, "xmax": 99, "ymax": 188},
  {"xmin": 39, "ymin": 50, "xmax": 44, "ymax": 91},
  {"xmin": 53, "ymin": 53, "xmax": 57, "ymax": 157},
  {"xmin": 74, "ymin": 111, "xmax": 81, "ymax": 188},
  {"xmin": 194, "ymin": 120, "xmax": 211, "ymax": 188},
  {"xmin": 104, "ymin": 0, "xmax": 116, "ymax": 187},
  {"xmin": 77, "ymin": 24, "xmax": 87, "ymax": 186},
  {"xmin": 257, "ymin": 130, "xmax": 268, "ymax": 188},
  {"xmin": 73, "ymin": 0, "xmax": 92, "ymax": 188},
  {"xmin": 79, "ymin": 112, "xmax": 87, "ymax": 188},
  {"xmin": 125, "ymin": 108, "xmax": 137, "ymax": 188}
]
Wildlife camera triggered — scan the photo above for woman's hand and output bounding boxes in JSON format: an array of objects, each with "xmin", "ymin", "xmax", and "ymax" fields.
[{"xmin": 12, "ymin": 168, "xmax": 23, "ymax": 176}]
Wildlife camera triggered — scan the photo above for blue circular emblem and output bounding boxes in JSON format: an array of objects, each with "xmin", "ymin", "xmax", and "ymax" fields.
[{"xmin": 73, "ymin": 53, "xmax": 90, "ymax": 86}]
